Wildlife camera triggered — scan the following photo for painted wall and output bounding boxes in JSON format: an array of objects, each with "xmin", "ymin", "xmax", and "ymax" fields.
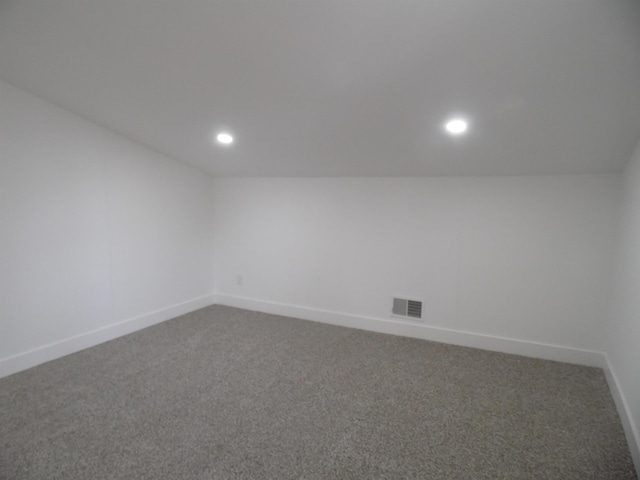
[
  {"xmin": 606, "ymin": 139, "xmax": 640, "ymax": 469},
  {"xmin": 214, "ymin": 176, "xmax": 619, "ymax": 358},
  {"xmin": 0, "ymin": 81, "xmax": 214, "ymax": 375},
  {"xmin": 0, "ymin": 75, "xmax": 634, "ymax": 464}
]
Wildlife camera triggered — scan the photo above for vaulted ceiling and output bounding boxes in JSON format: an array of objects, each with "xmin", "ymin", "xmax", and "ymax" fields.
[{"xmin": 1, "ymin": 0, "xmax": 640, "ymax": 176}]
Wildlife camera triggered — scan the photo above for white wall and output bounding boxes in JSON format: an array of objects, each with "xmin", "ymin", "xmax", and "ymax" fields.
[
  {"xmin": 214, "ymin": 176, "xmax": 620, "ymax": 363},
  {"xmin": 605, "ymin": 139, "xmax": 640, "ymax": 470},
  {"xmin": 0, "ymin": 75, "xmax": 634, "ymax": 467},
  {"xmin": 0, "ymin": 81, "xmax": 215, "ymax": 376}
]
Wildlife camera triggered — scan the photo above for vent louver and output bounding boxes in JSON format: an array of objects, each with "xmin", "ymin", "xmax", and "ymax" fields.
[{"xmin": 392, "ymin": 298, "xmax": 423, "ymax": 320}]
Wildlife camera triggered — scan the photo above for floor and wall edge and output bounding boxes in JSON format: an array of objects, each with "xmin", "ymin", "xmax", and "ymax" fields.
[
  {"xmin": 603, "ymin": 353, "xmax": 640, "ymax": 476},
  {"xmin": 217, "ymin": 293, "xmax": 637, "ymax": 473},
  {"xmin": 4, "ymin": 292, "xmax": 635, "ymax": 473},
  {"xmin": 0, "ymin": 294, "xmax": 216, "ymax": 379},
  {"xmin": 214, "ymin": 293, "xmax": 605, "ymax": 368}
]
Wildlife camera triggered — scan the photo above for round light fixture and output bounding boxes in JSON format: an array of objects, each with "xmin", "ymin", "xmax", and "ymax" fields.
[
  {"xmin": 216, "ymin": 132, "xmax": 234, "ymax": 145},
  {"xmin": 444, "ymin": 118, "xmax": 468, "ymax": 135}
]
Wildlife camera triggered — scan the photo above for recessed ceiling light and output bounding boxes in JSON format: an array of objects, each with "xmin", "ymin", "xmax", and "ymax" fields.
[
  {"xmin": 216, "ymin": 132, "xmax": 234, "ymax": 145},
  {"xmin": 444, "ymin": 118, "xmax": 468, "ymax": 135}
]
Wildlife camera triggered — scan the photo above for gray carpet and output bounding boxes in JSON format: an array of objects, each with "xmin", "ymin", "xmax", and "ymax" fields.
[{"xmin": 0, "ymin": 305, "xmax": 636, "ymax": 480}]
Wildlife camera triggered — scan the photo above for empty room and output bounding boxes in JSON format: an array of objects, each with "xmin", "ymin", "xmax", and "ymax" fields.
[{"xmin": 1, "ymin": 1, "xmax": 639, "ymax": 478}]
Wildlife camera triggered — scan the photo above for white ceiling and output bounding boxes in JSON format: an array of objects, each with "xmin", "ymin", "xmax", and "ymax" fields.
[{"xmin": 1, "ymin": 0, "xmax": 640, "ymax": 177}]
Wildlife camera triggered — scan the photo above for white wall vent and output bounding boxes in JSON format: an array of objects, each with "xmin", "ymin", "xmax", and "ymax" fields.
[{"xmin": 392, "ymin": 298, "xmax": 423, "ymax": 320}]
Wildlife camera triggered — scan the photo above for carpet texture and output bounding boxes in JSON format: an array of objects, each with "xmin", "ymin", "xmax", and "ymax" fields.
[{"xmin": 0, "ymin": 305, "xmax": 636, "ymax": 479}]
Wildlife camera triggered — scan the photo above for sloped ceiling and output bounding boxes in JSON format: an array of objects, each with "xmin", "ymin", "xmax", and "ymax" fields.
[{"xmin": 1, "ymin": 0, "xmax": 640, "ymax": 176}]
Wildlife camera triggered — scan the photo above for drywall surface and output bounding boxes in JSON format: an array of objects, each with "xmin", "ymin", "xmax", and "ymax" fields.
[
  {"xmin": 606, "ymin": 139, "xmax": 640, "ymax": 469},
  {"xmin": 0, "ymin": 81, "xmax": 214, "ymax": 369},
  {"xmin": 106, "ymin": 140, "xmax": 214, "ymax": 322},
  {"xmin": 214, "ymin": 176, "xmax": 619, "ymax": 352}
]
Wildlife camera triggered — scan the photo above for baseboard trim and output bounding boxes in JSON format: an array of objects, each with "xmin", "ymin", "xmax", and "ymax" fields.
[
  {"xmin": 603, "ymin": 354, "xmax": 640, "ymax": 476},
  {"xmin": 214, "ymin": 293, "xmax": 605, "ymax": 367},
  {"xmin": 0, "ymin": 294, "xmax": 216, "ymax": 379}
]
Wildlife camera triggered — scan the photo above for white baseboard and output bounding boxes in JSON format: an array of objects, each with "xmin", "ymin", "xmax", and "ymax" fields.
[
  {"xmin": 214, "ymin": 293, "xmax": 605, "ymax": 367},
  {"xmin": 603, "ymin": 354, "xmax": 640, "ymax": 476},
  {"xmin": 0, "ymin": 294, "xmax": 216, "ymax": 379}
]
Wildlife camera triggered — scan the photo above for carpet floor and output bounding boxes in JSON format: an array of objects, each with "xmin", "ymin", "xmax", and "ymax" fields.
[{"xmin": 0, "ymin": 305, "xmax": 636, "ymax": 479}]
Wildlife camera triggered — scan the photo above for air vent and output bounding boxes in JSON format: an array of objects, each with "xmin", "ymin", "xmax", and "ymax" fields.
[{"xmin": 392, "ymin": 297, "xmax": 423, "ymax": 320}]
